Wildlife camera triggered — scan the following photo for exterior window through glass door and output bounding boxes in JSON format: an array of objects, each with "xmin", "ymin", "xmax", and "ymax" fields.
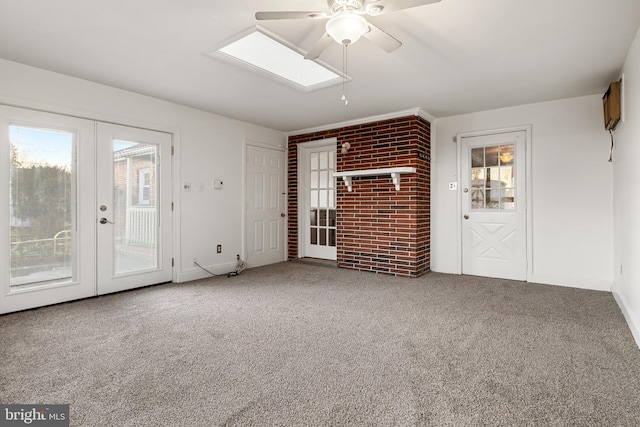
[
  {"xmin": 112, "ymin": 140, "xmax": 159, "ymax": 275},
  {"xmin": 9, "ymin": 126, "xmax": 74, "ymax": 290}
]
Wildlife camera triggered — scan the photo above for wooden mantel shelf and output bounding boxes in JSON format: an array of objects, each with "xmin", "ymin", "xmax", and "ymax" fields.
[{"xmin": 333, "ymin": 167, "xmax": 417, "ymax": 192}]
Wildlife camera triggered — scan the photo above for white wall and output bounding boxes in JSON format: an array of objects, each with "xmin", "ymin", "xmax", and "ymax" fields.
[
  {"xmin": 433, "ymin": 95, "xmax": 614, "ymax": 291},
  {"xmin": 0, "ymin": 59, "xmax": 286, "ymax": 282},
  {"xmin": 612, "ymin": 28, "xmax": 640, "ymax": 345}
]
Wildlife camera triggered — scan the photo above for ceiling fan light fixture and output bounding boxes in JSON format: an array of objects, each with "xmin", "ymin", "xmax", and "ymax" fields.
[
  {"xmin": 500, "ymin": 151, "xmax": 514, "ymax": 163},
  {"xmin": 326, "ymin": 13, "xmax": 369, "ymax": 45}
]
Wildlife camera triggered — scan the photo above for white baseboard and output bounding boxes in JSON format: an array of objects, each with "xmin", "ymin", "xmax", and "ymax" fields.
[
  {"xmin": 431, "ymin": 268, "xmax": 612, "ymax": 292},
  {"xmin": 530, "ymin": 273, "xmax": 612, "ymax": 292},
  {"xmin": 611, "ymin": 282, "xmax": 640, "ymax": 349},
  {"xmin": 430, "ymin": 263, "xmax": 460, "ymax": 275},
  {"xmin": 175, "ymin": 262, "xmax": 238, "ymax": 283}
]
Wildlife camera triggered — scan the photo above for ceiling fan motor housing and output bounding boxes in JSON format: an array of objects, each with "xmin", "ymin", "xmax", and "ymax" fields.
[{"xmin": 330, "ymin": 0, "xmax": 365, "ymax": 14}]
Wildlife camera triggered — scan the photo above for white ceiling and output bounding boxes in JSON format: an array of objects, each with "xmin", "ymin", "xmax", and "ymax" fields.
[{"xmin": 0, "ymin": 0, "xmax": 639, "ymax": 132}]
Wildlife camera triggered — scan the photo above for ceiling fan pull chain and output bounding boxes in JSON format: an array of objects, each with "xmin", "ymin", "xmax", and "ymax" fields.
[{"xmin": 342, "ymin": 43, "xmax": 349, "ymax": 106}]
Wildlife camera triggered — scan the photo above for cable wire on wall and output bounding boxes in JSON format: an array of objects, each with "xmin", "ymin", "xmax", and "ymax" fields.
[{"xmin": 608, "ymin": 129, "xmax": 615, "ymax": 162}]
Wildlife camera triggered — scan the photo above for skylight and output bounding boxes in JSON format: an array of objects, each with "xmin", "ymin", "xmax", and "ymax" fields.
[{"xmin": 207, "ymin": 28, "xmax": 342, "ymax": 92}]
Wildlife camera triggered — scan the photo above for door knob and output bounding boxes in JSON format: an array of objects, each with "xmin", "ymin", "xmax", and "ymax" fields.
[
  {"xmin": 463, "ymin": 215, "xmax": 469, "ymax": 220},
  {"xmin": 99, "ymin": 218, "xmax": 114, "ymax": 224},
  {"xmin": 280, "ymin": 213, "xmax": 286, "ymax": 217}
]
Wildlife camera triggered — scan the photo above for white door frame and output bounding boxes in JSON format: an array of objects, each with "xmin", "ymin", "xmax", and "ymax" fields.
[
  {"xmin": 242, "ymin": 139, "xmax": 287, "ymax": 267},
  {"xmin": 455, "ymin": 125, "xmax": 533, "ymax": 281},
  {"xmin": 296, "ymin": 137, "xmax": 337, "ymax": 259}
]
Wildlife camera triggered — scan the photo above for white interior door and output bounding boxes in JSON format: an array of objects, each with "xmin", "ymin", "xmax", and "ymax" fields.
[
  {"xmin": 96, "ymin": 123, "xmax": 172, "ymax": 295},
  {"xmin": 0, "ymin": 106, "xmax": 96, "ymax": 314},
  {"xmin": 299, "ymin": 140, "xmax": 337, "ymax": 260},
  {"xmin": 245, "ymin": 144, "xmax": 286, "ymax": 268},
  {"xmin": 461, "ymin": 131, "xmax": 526, "ymax": 280}
]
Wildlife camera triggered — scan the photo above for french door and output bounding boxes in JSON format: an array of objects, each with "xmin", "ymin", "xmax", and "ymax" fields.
[
  {"xmin": 298, "ymin": 139, "xmax": 337, "ymax": 260},
  {"xmin": 0, "ymin": 106, "xmax": 96, "ymax": 313},
  {"xmin": 0, "ymin": 106, "xmax": 172, "ymax": 314},
  {"xmin": 96, "ymin": 123, "xmax": 172, "ymax": 295}
]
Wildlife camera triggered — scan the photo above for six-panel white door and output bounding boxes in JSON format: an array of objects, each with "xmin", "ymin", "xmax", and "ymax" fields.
[{"xmin": 245, "ymin": 144, "xmax": 286, "ymax": 267}]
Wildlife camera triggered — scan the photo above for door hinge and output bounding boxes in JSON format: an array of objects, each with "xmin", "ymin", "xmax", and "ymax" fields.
[
  {"xmin": 172, "ymin": 258, "xmax": 174, "ymax": 267},
  {"xmin": 171, "ymin": 146, "xmax": 174, "ymax": 155},
  {"xmin": 171, "ymin": 202, "xmax": 174, "ymax": 211}
]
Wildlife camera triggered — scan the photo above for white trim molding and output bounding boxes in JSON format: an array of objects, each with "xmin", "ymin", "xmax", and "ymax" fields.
[{"xmin": 287, "ymin": 107, "xmax": 435, "ymax": 137}]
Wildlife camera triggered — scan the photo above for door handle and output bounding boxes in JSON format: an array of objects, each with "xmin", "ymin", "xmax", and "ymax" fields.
[
  {"xmin": 281, "ymin": 213, "xmax": 286, "ymax": 217},
  {"xmin": 99, "ymin": 218, "xmax": 114, "ymax": 224},
  {"xmin": 463, "ymin": 215, "xmax": 469, "ymax": 220}
]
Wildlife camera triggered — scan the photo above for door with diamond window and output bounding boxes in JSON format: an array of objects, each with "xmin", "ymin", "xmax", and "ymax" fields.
[{"xmin": 461, "ymin": 131, "xmax": 526, "ymax": 280}]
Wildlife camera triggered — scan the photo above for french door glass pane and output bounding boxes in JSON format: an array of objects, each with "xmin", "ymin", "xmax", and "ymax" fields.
[
  {"xmin": 308, "ymin": 148, "xmax": 337, "ymax": 249},
  {"xmin": 9, "ymin": 126, "xmax": 74, "ymax": 288},
  {"xmin": 113, "ymin": 140, "xmax": 158, "ymax": 274}
]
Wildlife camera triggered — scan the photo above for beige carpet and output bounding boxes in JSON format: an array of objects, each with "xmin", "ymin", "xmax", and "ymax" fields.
[{"xmin": 1, "ymin": 262, "xmax": 639, "ymax": 426}]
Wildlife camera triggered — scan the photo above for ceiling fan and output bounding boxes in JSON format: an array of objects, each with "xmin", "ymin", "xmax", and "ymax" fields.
[{"xmin": 255, "ymin": 0, "xmax": 441, "ymax": 59}]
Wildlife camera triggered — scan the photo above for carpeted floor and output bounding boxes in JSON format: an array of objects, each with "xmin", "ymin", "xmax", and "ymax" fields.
[{"xmin": 1, "ymin": 262, "xmax": 639, "ymax": 426}]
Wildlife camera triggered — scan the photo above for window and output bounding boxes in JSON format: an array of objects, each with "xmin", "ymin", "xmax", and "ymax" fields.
[
  {"xmin": 470, "ymin": 144, "xmax": 515, "ymax": 210},
  {"xmin": 207, "ymin": 27, "xmax": 342, "ymax": 92},
  {"xmin": 9, "ymin": 125, "xmax": 74, "ymax": 288},
  {"xmin": 138, "ymin": 169, "xmax": 150, "ymax": 205}
]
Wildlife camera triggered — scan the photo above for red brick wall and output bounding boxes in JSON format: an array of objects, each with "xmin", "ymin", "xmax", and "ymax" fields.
[{"xmin": 288, "ymin": 115, "xmax": 430, "ymax": 277}]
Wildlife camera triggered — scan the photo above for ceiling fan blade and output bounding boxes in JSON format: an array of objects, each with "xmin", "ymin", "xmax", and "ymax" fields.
[
  {"xmin": 304, "ymin": 33, "xmax": 334, "ymax": 59},
  {"xmin": 365, "ymin": 0, "xmax": 441, "ymax": 15},
  {"xmin": 362, "ymin": 23, "xmax": 402, "ymax": 53},
  {"xmin": 255, "ymin": 11, "xmax": 327, "ymax": 21}
]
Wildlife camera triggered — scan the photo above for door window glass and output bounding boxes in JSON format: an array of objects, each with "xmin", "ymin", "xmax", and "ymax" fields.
[
  {"xmin": 113, "ymin": 140, "xmax": 158, "ymax": 274},
  {"xmin": 309, "ymin": 149, "xmax": 336, "ymax": 249},
  {"xmin": 470, "ymin": 144, "xmax": 515, "ymax": 210},
  {"xmin": 9, "ymin": 126, "xmax": 74, "ymax": 289}
]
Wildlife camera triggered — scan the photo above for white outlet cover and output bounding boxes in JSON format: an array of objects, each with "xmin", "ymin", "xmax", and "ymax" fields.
[
  {"xmin": 184, "ymin": 182, "xmax": 191, "ymax": 192},
  {"xmin": 449, "ymin": 182, "xmax": 458, "ymax": 190}
]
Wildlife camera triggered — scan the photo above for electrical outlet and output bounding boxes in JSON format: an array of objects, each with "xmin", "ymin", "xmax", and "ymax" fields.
[
  {"xmin": 192, "ymin": 257, "xmax": 198, "ymax": 266},
  {"xmin": 217, "ymin": 244, "xmax": 222, "ymax": 254}
]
